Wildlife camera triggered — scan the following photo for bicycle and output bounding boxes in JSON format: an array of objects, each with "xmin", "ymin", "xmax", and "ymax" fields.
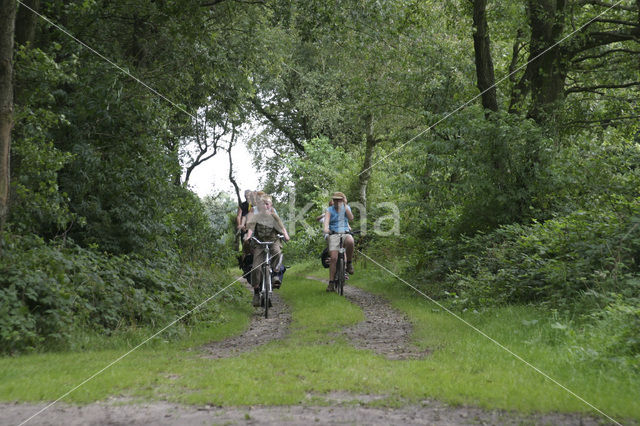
[
  {"xmin": 330, "ymin": 230, "xmax": 359, "ymax": 296},
  {"xmin": 251, "ymin": 235, "xmax": 283, "ymax": 318}
]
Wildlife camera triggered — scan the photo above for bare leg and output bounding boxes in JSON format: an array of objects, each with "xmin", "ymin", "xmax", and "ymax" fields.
[
  {"xmin": 329, "ymin": 251, "xmax": 338, "ymax": 281},
  {"xmin": 344, "ymin": 235, "xmax": 354, "ymax": 262},
  {"xmin": 251, "ymin": 247, "xmax": 265, "ymax": 291}
]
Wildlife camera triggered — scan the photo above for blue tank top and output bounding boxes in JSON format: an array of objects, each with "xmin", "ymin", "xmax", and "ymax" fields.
[{"xmin": 327, "ymin": 205, "xmax": 351, "ymax": 233}]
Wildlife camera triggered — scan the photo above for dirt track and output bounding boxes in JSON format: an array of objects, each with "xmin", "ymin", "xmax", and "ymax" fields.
[
  {"xmin": 1, "ymin": 279, "xmax": 611, "ymax": 425},
  {"xmin": 199, "ymin": 277, "xmax": 428, "ymax": 360},
  {"xmin": 1, "ymin": 398, "xmax": 607, "ymax": 425},
  {"xmin": 306, "ymin": 275, "xmax": 430, "ymax": 360},
  {"xmin": 201, "ymin": 286, "xmax": 292, "ymax": 358}
]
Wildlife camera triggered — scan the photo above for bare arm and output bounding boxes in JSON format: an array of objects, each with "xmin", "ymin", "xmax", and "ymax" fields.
[
  {"xmin": 236, "ymin": 207, "xmax": 243, "ymax": 228},
  {"xmin": 323, "ymin": 210, "xmax": 331, "ymax": 234},
  {"xmin": 273, "ymin": 213, "xmax": 290, "ymax": 241},
  {"xmin": 345, "ymin": 204, "xmax": 354, "ymax": 221},
  {"xmin": 243, "ymin": 220, "xmax": 255, "ymax": 241}
]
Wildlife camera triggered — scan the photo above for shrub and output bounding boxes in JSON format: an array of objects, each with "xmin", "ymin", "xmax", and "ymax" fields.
[
  {"xmin": 0, "ymin": 233, "xmax": 240, "ymax": 354},
  {"xmin": 447, "ymin": 200, "xmax": 640, "ymax": 308}
]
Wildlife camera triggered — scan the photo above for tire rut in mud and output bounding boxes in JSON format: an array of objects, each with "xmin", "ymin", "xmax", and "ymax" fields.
[
  {"xmin": 200, "ymin": 281, "xmax": 292, "ymax": 358},
  {"xmin": 307, "ymin": 276, "xmax": 429, "ymax": 360}
]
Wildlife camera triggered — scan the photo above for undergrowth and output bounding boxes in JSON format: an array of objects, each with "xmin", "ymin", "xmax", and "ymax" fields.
[{"xmin": 0, "ymin": 232, "xmax": 241, "ymax": 354}]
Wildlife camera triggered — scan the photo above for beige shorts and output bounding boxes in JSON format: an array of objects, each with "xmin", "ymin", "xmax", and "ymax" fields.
[{"xmin": 327, "ymin": 233, "xmax": 352, "ymax": 252}]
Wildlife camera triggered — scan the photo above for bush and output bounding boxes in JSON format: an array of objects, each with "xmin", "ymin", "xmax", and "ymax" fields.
[
  {"xmin": 10, "ymin": 46, "xmax": 77, "ymax": 237},
  {"xmin": 447, "ymin": 200, "xmax": 640, "ymax": 307},
  {"xmin": 0, "ymin": 233, "xmax": 241, "ymax": 354},
  {"xmin": 567, "ymin": 294, "xmax": 640, "ymax": 370}
]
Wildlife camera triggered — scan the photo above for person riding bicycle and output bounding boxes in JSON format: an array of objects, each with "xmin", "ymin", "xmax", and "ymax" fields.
[
  {"xmin": 237, "ymin": 190, "xmax": 254, "ymax": 284},
  {"xmin": 244, "ymin": 194, "xmax": 290, "ymax": 306},
  {"xmin": 323, "ymin": 191, "xmax": 354, "ymax": 292},
  {"xmin": 236, "ymin": 189, "xmax": 252, "ymax": 236}
]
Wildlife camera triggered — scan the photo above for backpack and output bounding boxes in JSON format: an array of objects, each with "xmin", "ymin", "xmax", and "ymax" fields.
[
  {"xmin": 273, "ymin": 264, "xmax": 287, "ymax": 283},
  {"xmin": 242, "ymin": 253, "xmax": 254, "ymax": 285},
  {"xmin": 320, "ymin": 247, "xmax": 330, "ymax": 268}
]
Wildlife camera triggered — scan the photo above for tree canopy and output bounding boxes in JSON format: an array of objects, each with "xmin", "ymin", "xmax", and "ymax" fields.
[{"xmin": 1, "ymin": 0, "xmax": 639, "ymax": 363}]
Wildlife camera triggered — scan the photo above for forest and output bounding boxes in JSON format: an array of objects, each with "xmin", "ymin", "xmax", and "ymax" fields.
[{"xmin": 0, "ymin": 0, "xmax": 639, "ymax": 422}]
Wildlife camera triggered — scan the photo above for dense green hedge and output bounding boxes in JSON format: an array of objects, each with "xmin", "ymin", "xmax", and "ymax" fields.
[
  {"xmin": 449, "ymin": 205, "xmax": 640, "ymax": 308},
  {"xmin": 0, "ymin": 233, "xmax": 241, "ymax": 354}
]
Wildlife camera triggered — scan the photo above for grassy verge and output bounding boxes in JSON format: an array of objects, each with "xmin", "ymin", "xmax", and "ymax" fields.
[
  {"xmin": 322, "ymin": 259, "xmax": 640, "ymax": 420},
  {"xmin": 0, "ymin": 260, "xmax": 638, "ymax": 423}
]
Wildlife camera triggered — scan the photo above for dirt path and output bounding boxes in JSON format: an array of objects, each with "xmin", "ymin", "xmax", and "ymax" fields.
[
  {"xmin": 306, "ymin": 275, "xmax": 429, "ymax": 360},
  {"xmin": 1, "ymin": 278, "xmax": 614, "ymax": 425},
  {"xmin": 1, "ymin": 398, "xmax": 607, "ymax": 425},
  {"xmin": 200, "ymin": 281, "xmax": 292, "ymax": 358},
  {"xmin": 201, "ymin": 275, "xmax": 428, "ymax": 361}
]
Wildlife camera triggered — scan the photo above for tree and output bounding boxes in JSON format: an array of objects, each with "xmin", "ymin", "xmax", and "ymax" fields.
[
  {"xmin": 226, "ymin": 125, "xmax": 242, "ymax": 206},
  {"xmin": 15, "ymin": 0, "xmax": 39, "ymax": 47},
  {"xmin": 250, "ymin": 0, "xmax": 469, "ymax": 208},
  {"xmin": 508, "ymin": 0, "xmax": 640, "ymax": 121},
  {"xmin": 0, "ymin": 0, "xmax": 17, "ymax": 239},
  {"xmin": 180, "ymin": 107, "xmax": 232, "ymax": 187},
  {"xmin": 472, "ymin": 0, "xmax": 498, "ymax": 113}
]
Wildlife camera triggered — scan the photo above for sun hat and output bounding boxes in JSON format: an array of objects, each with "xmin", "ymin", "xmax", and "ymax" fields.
[{"xmin": 331, "ymin": 191, "xmax": 345, "ymax": 200}]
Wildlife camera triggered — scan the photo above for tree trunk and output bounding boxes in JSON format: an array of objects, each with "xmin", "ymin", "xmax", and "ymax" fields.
[
  {"xmin": 15, "ymin": 0, "xmax": 39, "ymax": 47},
  {"xmin": 526, "ymin": 0, "xmax": 569, "ymax": 122},
  {"xmin": 0, "ymin": 0, "xmax": 17, "ymax": 240},
  {"xmin": 472, "ymin": 0, "xmax": 498, "ymax": 114},
  {"xmin": 227, "ymin": 126, "xmax": 241, "ymax": 206},
  {"xmin": 358, "ymin": 114, "xmax": 376, "ymax": 210}
]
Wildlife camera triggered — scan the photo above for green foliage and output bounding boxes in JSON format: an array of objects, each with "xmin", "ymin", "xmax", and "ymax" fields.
[
  {"xmin": 202, "ymin": 192, "xmax": 238, "ymax": 241},
  {"xmin": 281, "ymin": 137, "xmax": 360, "ymax": 259},
  {"xmin": 449, "ymin": 202, "xmax": 640, "ymax": 305},
  {"xmin": 289, "ymin": 137, "xmax": 355, "ymax": 206},
  {"xmin": 577, "ymin": 295, "xmax": 640, "ymax": 369},
  {"xmin": 10, "ymin": 46, "xmax": 77, "ymax": 236},
  {"xmin": 283, "ymin": 229, "xmax": 326, "ymax": 264},
  {"xmin": 452, "ymin": 114, "xmax": 549, "ymax": 234},
  {"xmin": 400, "ymin": 110, "xmax": 550, "ymax": 238},
  {"xmin": 6, "ymin": 0, "xmax": 640, "ymax": 372},
  {"xmin": 0, "ymin": 233, "xmax": 240, "ymax": 354},
  {"xmin": 51, "ymin": 59, "xmax": 179, "ymax": 255},
  {"xmin": 200, "ymin": 192, "xmax": 239, "ymax": 264},
  {"xmin": 3, "ymin": 0, "xmax": 259, "ymax": 355},
  {"xmin": 387, "ymin": 114, "xmax": 640, "ymax": 366}
]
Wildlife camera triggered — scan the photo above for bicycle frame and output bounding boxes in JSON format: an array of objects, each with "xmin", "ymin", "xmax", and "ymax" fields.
[
  {"xmin": 330, "ymin": 231, "xmax": 354, "ymax": 296},
  {"xmin": 251, "ymin": 236, "xmax": 283, "ymax": 318},
  {"xmin": 336, "ymin": 235, "xmax": 346, "ymax": 295}
]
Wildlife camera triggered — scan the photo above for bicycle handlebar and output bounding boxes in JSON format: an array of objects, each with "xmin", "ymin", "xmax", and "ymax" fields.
[
  {"xmin": 329, "ymin": 230, "xmax": 361, "ymax": 235},
  {"xmin": 251, "ymin": 235, "xmax": 284, "ymax": 245}
]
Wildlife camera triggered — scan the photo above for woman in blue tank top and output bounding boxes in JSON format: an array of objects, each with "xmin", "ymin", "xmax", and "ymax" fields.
[{"xmin": 322, "ymin": 192, "xmax": 355, "ymax": 291}]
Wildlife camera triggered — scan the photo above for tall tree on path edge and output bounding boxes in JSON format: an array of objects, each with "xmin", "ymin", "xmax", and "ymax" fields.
[{"xmin": 0, "ymin": 0, "xmax": 17, "ymax": 245}]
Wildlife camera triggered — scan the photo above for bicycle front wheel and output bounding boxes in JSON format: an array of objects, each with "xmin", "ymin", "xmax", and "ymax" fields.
[
  {"xmin": 336, "ymin": 257, "xmax": 345, "ymax": 295},
  {"xmin": 263, "ymin": 268, "xmax": 271, "ymax": 318}
]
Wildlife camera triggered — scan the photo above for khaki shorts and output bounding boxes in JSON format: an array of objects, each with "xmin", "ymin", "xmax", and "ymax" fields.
[{"xmin": 327, "ymin": 233, "xmax": 351, "ymax": 252}]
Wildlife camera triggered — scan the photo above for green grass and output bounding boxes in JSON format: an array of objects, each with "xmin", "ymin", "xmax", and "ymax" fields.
[{"xmin": 0, "ymin": 261, "xmax": 638, "ymax": 423}]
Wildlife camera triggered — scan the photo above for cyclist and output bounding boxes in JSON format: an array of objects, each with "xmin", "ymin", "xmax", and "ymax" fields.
[
  {"xmin": 237, "ymin": 190, "xmax": 254, "ymax": 284},
  {"xmin": 244, "ymin": 194, "xmax": 290, "ymax": 306},
  {"xmin": 236, "ymin": 189, "xmax": 253, "ymax": 235},
  {"xmin": 323, "ymin": 192, "xmax": 354, "ymax": 292}
]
